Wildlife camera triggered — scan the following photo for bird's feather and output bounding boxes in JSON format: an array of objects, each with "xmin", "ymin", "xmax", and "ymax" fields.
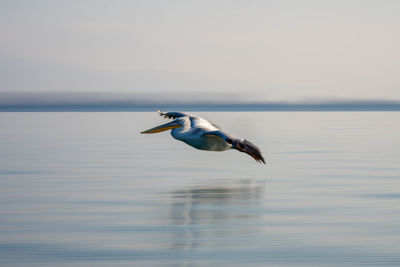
[{"xmin": 158, "ymin": 110, "xmax": 189, "ymax": 119}]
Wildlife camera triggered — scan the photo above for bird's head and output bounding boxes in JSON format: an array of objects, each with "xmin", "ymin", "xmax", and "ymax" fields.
[
  {"xmin": 141, "ymin": 118, "xmax": 184, "ymax": 134},
  {"xmin": 226, "ymin": 138, "xmax": 265, "ymax": 164}
]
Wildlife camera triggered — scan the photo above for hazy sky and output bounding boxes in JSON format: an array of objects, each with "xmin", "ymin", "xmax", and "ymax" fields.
[{"xmin": 1, "ymin": 0, "xmax": 399, "ymax": 101}]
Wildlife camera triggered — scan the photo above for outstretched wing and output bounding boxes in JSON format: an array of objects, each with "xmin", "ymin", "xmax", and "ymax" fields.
[
  {"xmin": 158, "ymin": 110, "xmax": 220, "ymax": 130},
  {"xmin": 157, "ymin": 110, "xmax": 190, "ymax": 119}
]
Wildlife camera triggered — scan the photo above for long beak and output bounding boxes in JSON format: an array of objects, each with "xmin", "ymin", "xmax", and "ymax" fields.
[
  {"xmin": 141, "ymin": 120, "xmax": 182, "ymax": 134},
  {"xmin": 236, "ymin": 139, "xmax": 266, "ymax": 164}
]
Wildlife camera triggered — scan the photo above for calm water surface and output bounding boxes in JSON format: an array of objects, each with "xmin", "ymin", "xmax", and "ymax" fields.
[{"xmin": 0, "ymin": 112, "xmax": 400, "ymax": 266}]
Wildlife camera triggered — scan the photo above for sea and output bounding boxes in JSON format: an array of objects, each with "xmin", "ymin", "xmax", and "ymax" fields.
[{"xmin": 0, "ymin": 111, "xmax": 399, "ymax": 266}]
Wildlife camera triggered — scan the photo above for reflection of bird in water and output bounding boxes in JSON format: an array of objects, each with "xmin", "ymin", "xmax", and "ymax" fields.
[
  {"xmin": 141, "ymin": 110, "xmax": 265, "ymax": 163},
  {"xmin": 169, "ymin": 180, "xmax": 265, "ymax": 250}
]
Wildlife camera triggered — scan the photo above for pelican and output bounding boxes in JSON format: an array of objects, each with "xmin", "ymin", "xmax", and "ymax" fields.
[{"xmin": 141, "ymin": 110, "xmax": 265, "ymax": 163}]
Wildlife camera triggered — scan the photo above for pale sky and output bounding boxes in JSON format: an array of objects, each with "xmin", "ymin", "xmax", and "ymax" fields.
[{"xmin": 1, "ymin": 0, "xmax": 399, "ymax": 101}]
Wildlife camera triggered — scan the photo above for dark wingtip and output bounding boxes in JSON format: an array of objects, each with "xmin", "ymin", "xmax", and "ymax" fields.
[
  {"xmin": 238, "ymin": 139, "xmax": 266, "ymax": 164},
  {"xmin": 254, "ymin": 155, "xmax": 266, "ymax": 164}
]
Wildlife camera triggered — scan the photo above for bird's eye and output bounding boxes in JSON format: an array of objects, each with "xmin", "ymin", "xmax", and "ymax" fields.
[{"xmin": 227, "ymin": 139, "xmax": 233, "ymax": 144}]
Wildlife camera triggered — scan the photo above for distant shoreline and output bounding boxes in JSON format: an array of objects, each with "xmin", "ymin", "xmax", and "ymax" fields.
[
  {"xmin": 2, "ymin": 102, "xmax": 400, "ymax": 112},
  {"xmin": 2, "ymin": 92, "xmax": 400, "ymax": 111}
]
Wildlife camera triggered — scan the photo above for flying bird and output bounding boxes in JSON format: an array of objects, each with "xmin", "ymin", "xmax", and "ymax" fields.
[{"xmin": 141, "ymin": 110, "xmax": 265, "ymax": 163}]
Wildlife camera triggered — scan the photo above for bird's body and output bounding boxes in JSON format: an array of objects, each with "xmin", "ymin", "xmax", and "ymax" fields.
[
  {"xmin": 141, "ymin": 110, "xmax": 265, "ymax": 163},
  {"xmin": 170, "ymin": 115, "xmax": 230, "ymax": 151}
]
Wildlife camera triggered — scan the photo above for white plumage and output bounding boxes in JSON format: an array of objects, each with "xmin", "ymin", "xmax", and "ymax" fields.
[{"xmin": 141, "ymin": 110, "xmax": 265, "ymax": 163}]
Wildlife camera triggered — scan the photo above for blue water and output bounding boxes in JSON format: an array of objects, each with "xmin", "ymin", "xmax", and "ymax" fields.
[{"xmin": 0, "ymin": 112, "xmax": 400, "ymax": 266}]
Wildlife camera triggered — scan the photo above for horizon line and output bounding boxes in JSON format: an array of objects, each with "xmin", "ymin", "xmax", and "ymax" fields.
[
  {"xmin": 2, "ymin": 101, "xmax": 400, "ymax": 112},
  {"xmin": 1, "ymin": 92, "xmax": 400, "ymax": 111}
]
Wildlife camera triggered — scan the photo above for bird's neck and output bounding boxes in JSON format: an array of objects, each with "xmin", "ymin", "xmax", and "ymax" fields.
[{"xmin": 170, "ymin": 123, "xmax": 190, "ymax": 140}]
